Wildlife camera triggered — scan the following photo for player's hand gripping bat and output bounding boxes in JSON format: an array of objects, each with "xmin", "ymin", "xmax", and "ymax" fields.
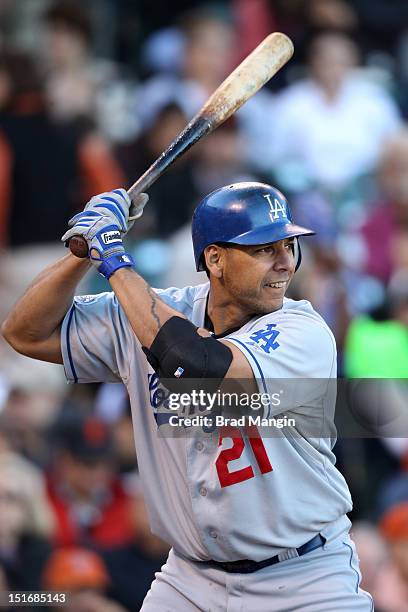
[{"xmin": 68, "ymin": 32, "xmax": 294, "ymax": 258}]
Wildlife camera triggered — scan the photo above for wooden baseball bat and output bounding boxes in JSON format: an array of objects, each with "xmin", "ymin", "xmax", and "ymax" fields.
[{"xmin": 68, "ymin": 32, "xmax": 294, "ymax": 258}]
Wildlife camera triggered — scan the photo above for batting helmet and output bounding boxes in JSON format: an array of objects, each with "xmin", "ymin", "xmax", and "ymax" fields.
[{"xmin": 192, "ymin": 182, "xmax": 314, "ymax": 271}]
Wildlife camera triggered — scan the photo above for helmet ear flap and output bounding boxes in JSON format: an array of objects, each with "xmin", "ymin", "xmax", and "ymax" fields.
[{"xmin": 294, "ymin": 237, "xmax": 302, "ymax": 271}]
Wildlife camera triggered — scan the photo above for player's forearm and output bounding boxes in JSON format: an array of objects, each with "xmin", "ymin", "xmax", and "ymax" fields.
[
  {"xmin": 109, "ymin": 267, "xmax": 185, "ymax": 347},
  {"xmin": 2, "ymin": 254, "xmax": 91, "ymax": 349}
]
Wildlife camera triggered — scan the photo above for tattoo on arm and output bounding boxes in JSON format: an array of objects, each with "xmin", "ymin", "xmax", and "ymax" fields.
[{"xmin": 146, "ymin": 284, "xmax": 162, "ymax": 331}]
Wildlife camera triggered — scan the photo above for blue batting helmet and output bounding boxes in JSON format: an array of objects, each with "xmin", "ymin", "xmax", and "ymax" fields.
[{"xmin": 192, "ymin": 182, "xmax": 314, "ymax": 271}]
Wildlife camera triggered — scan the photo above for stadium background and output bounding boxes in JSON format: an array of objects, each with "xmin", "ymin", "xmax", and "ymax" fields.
[{"xmin": 0, "ymin": 1, "xmax": 407, "ymax": 609}]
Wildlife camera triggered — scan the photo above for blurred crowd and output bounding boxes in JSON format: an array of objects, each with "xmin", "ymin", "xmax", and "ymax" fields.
[{"xmin": 0, "ymin": 0, "xmax": 407, "ymax": 610}]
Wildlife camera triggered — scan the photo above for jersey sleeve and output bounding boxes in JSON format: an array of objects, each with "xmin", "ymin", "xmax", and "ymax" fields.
[
  {"xmin": 225, "ymin": 312, "xmax": 337, "ymax": 417},
  {"xmin": 61, "ymin": 292, "xmax": 138, "ymax": 384},
  {"xmin": 61, "ymin": 285, "xmax": 198, "ymax": 385}
]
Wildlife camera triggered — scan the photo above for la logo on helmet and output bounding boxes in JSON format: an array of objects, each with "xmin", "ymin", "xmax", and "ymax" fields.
[{"xmin": 263, "ymin": 194, "xmax": 287, "ymax": 222}]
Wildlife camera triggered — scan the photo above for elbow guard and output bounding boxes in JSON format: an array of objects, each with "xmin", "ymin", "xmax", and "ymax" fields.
[{"xmin": 142, "ymin": 317, "xmax": 233, "ymax": 389}]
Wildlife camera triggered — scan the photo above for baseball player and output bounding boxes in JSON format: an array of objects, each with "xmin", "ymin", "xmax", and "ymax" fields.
[{"xmin": 3, "ymin": 182, "xmax": 373, "ymax": 611}]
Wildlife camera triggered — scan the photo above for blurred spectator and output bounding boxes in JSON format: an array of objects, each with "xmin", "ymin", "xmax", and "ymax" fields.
[
  {"xmin": 139, "ymin": 26, "xmax": 185, "ymax": 77},
  {"xmin": 192, "ymin": 116, "xmax": 259, "ymax": 195},
  {"xmin": 344, "ymin": 269, "xmax": 408, "ymax": 377},
  {"xmin": 69, "ymin": 392, "xmax": 169, "ymax": 609},
  {"xmin": 0, "ymin": 0, "xmax": 50, "ymax": 51},
  {"xmin": 135, "ymin": 10, "xmax": 235, "ymax": 136},
  {"xmin": 307, "ymin": 0, "xmax": 357, "ymax": 31},
  {"xmin": 135, "ymin": 7, "xmax": 277, "ymax": 174},
  {"xmin": 357, "ymin": 128, "xmax": 408, "ymax": 284},
  {"xmin": 353, "ymin": 0, "xmax": 408, "ymax": 61},
  {"xmin": 94, "ymin": 383, "xmax": 138, "ymax": 475},
  {"xmin": 43, "ymin": 546, "xmax": 109, "ymax": 591},
  {"xmin": 233, "ymin": 0, "xmax": 282, "ymax": 64},
  {"xmin": 45, "ymin": 411, "xmax": 168, "ymax": 609},
  {"xmin": 181, "ymin": 7, "xmax": 235, "ymax": 93},
  {"xmin": 116, "ymin": 100, "xmax": 201, "ymax": 287},
  {"xmin": 352, "ymin": 521, "xmax": 388, "ymax": 598},
  {"xmin": 0, "ymin": 47, "xmax": 125, "ymax": 324},
  {"xmin": 43, "ymin": 547, "xmax": 128, "ymax": 612},
  {"xmin": 47, "ymin": 415, "xmax": 137, "ymax": 550},
  {"xmin": 287, "ymin": 240, "xmax": 351, "ymax": 351},
  {"xmin": 272, "ymin": 32, "xmax": 401, "ymax": 193},
  {"xmin": 40, "ymin": 1, "xmax": 138, "ymax": 142},
  {"xmin": 375, "ymin": 475, "xmax": 408, "ymax": 611},
  {"xmin": 117, "ymin": 102, "xmax": 197, "ymax": 240},
  {"xmin": 42, "ymin": 0, "xmax": 96, "ymax": 121},
  {"xmin": 233, "ymin": 0, "xmax": 358, "ymax": 79},
  {"xmin": 0, "ymin": 565, "xmax": 8, "ymax": 592},
  {"xmin": 94, "ymin": 383, "xmax": 129, "ymax": 425},
  {"xmin": 0, "ymin": 452, "xmax": 54, "ymax": 590},
  {"xmin": 94, "ymin": 386, "xmax": 169, "ymax": 476},
  {"xmin": 389, "ymin": 269, "xmax": 408, "ymax": 328},
  {"xmin": 0, "ymin": 381, "xmax": 64, "ymax": 467},
  {"xmin": 102, "ymin": 537, "xmax": 168, "ymax": 612},
  {"xmin": 163, "ymin": 222, "xmax": 208, "ymax": 288}
]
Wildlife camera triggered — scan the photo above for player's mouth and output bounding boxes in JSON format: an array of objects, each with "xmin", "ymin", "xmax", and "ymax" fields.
[{"xmin": 264, "ymin": 281, "xmax": 287, "ymax": 289}]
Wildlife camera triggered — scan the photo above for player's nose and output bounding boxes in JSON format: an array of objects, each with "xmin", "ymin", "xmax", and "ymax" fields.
[{"xmin": 271, "ymin": 243, "xmax": 294, "ymax": 272}]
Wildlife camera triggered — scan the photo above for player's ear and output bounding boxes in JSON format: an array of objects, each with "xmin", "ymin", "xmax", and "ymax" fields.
[{"xmin": 204, "ymin": 245, "xmax": 224, "ymax": 278}]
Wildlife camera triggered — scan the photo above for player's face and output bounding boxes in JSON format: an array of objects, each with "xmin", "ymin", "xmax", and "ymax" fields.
[{"xmin": 219, "ymin": 238, "xmax": 296, "ymax": 315}]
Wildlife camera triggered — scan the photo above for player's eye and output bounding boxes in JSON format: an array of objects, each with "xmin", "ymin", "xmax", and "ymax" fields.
[{"xmin": 285, "ymin": 239, "xmax": 295, "ymax": 251}]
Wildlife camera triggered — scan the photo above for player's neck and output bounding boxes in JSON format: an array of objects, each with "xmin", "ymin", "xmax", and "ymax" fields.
[{"xmin": 206, "ymin": 289, "xmax": 253, "ymax": 336}]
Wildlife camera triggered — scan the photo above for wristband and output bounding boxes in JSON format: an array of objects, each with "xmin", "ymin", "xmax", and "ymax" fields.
[{"xmin": 98, "ymin": 253, "xmax": 135, "ymax": 279}]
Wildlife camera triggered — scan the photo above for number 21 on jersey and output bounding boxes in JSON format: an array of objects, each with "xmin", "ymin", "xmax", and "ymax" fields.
[{"xmin": 216, "ymin": 425, "xmax": 273, "ymax": 488}]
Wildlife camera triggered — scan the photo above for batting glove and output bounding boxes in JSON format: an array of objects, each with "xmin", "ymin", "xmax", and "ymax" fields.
[
  {"xmin": 61, "ymin": 189, "xmax": 149, "ymax": 279},
  {"xmin": 63, "ymin": 188, "xmax": 149, "ymax": 236}
]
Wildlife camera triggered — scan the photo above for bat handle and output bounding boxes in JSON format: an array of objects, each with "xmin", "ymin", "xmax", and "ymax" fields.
[{"xmin": 68, "ymin": 235, "xmax": 89, "ymax": 259}]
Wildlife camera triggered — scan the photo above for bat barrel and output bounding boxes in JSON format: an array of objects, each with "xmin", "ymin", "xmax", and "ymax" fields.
[{"xmin": 201, "ymin": 32, "xmax": 293, "ymax": 125}]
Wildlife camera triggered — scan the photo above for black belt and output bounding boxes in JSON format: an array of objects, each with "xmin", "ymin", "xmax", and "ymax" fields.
[{"xmin": 203, "ymin": 534, "xmax": 325, "ymax": 574}]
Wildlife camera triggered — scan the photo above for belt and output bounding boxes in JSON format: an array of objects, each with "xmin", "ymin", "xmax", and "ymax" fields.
[{"xmin": 203, "ymin": 534, "xmax": 325, "ymax": 574}]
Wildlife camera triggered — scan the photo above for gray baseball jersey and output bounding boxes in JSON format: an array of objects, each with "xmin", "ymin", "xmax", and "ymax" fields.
[{"xmin": 61, "ymin": 282, "xmax": 352, "ymax": 563}]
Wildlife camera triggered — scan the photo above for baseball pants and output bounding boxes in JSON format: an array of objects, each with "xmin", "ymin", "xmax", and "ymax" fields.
[{"xmin": 141, "ymin": 533, "xmax": 373, "ymax": 611}]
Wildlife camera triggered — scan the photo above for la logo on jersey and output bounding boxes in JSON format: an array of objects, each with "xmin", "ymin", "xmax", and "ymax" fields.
[
  {"xmin": 250, "ymin": 324, "xmax": 280, "ymax": 353},
  {"xmin": 263, "ymin": 194, "xmax": 287, "ymax": 222}
]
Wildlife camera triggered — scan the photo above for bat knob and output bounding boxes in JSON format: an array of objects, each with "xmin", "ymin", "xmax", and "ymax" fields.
[{"xmin": 68, "ymin": 235, "xmax": 89, "ymax": 258}]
